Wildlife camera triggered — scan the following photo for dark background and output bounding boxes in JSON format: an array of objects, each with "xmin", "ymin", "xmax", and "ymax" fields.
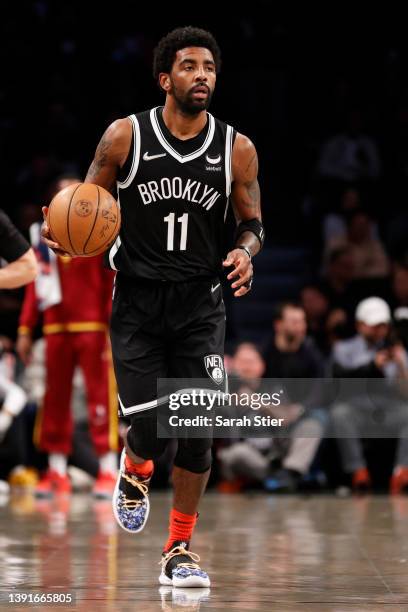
[
  {"xmin": 1, "ymin": 2, "xmax": 408, "ymax": 343},
  {"xmin": 1, "ymin": 3, "xmax": 407, "ymax": 237}
]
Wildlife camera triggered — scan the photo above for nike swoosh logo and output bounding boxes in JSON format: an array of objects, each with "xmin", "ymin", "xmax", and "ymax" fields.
[
  {"xmin": 211, "ymin": 283, "xmax": 221, "ymax": 293},
  {"xmin": 206, "ymin": 154, "xmax": 222, "ymax": 164},
  {"xmin": 143, "ymin": 152, "xmax": 167, "ymax": 161}
]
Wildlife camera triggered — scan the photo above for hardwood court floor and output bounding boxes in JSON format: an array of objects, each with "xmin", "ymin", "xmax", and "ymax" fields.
[{"xmin": 1, "ymin": 492, "xmax": 408, "ymax": 611}]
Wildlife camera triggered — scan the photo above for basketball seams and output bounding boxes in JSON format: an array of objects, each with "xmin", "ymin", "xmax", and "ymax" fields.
[
  {"xmin": 84, "ymin": 200, "xmax": 121, "ymax": 256},
  {"xmin": 66, "ymin": 183, "xmax": 82, "ymax": 256},
  {"xmin": 83, "ymin": 184, "xmax": 100, "ymax": 254},
  {"xmin": 48, "ymin": 182, "xmax": 120, "ymax": 257},
  {"xmin": 48, "ymin": 192, "xmax": 73, "ymax": 255}
]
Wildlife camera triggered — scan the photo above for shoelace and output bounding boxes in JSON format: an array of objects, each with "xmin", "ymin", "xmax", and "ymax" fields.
[
  {"xmin": 160, "ymin": 546, "xmax": 201, "ymax": 572},
  {"xmin": 121, "ymin": 472, "xmax": 149, "ymax": 510}
]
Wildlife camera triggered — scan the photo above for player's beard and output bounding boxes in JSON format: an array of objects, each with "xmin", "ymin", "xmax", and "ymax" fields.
[{"xmin": 171, "ymin": 81, "xmax": 213, "ymax": 115}]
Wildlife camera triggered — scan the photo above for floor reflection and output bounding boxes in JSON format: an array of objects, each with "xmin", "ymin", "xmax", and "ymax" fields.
[{"xmin": 1, "ymin": 493, "xmax": 408, "ymax": 610}]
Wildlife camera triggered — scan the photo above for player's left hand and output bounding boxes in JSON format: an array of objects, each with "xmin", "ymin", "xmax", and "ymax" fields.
[
  {"xmin": 40, "ymin": 206, "xmax": 71, "ymax": 256},
  {"xmin": 223, "ymin": 248, "xmax": 253, "ymax": 297}
]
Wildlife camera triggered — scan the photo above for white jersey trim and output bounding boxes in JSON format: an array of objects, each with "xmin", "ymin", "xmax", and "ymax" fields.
[
  {"xmin": 108, "ymin": 191, "xmax": 122, "ymax": 270},
  {"xmin": 111, "ymin": 115, "xmax": 140, "ymax": 269},
  {"xmin": 224, "ymin": 125, "xmax": 234, "ymax": 221},
  {"xmin": 117, "ymin": 114, "xmax": 141, "ymax": 189},
  {"xmin": 150, "ymin": 107, "xmax": 215, "ymax": 163},
  {"xmin": 118, "ymin": 394, "xmax": 168, "ymax": 416},
  {"xmin": 108, "ymin": 235, "xmax": 121, "ymax": 271}
]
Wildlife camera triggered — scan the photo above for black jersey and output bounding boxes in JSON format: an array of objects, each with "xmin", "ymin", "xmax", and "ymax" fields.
[{"xmin": 107, "ymin": 107, "xmax": 236, "ymax": 281}]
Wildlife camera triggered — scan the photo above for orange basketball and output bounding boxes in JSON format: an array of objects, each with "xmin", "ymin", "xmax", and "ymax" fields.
[{"xmin": 47, "ymin": 182, "xmax": 121, "ymax": 257}]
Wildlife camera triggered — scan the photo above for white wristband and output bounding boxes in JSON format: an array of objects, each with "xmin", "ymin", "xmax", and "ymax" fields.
[{"xmin": 237, "ymin": 245, "xmax": 252, "ymax": 261}]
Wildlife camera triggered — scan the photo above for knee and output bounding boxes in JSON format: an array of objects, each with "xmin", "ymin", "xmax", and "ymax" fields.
[
  {"xmin": 174, "ymin": 438, "xmax": 212, "ymax": 473},
  {"xmin": 127, "ymin": 415, "xmax": 168, "ymax": 460}
]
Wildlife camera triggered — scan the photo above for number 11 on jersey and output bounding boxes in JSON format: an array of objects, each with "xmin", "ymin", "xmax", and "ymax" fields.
[{"xmin": 164, "ymin": 212, "xmax": 189, "ymax": 251}]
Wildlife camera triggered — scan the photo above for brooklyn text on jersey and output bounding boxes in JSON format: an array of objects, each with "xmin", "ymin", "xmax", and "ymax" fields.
[{"xmin": 106, "ymin": 106, "xmax": 236, "ymax": 282}]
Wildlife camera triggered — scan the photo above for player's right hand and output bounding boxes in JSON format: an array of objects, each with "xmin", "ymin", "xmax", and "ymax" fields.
[
  {"xmin": 223, "ymin": 248, "xmax": 253, "ymax": 297},
  {"xmin": 41, "ymin": 206, "xmax": 70, "ymax": 256}
]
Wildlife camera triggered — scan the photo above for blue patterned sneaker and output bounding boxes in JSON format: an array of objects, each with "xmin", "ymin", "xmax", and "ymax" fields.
[
  {"xmin": 112, "ymin": 449, "xmax": 151, "ymax": 533},
  {"xmin": 159, "ymin": 541, "xmax": 210, "ymax": 588}
]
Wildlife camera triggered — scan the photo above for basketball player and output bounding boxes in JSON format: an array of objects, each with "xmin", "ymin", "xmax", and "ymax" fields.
[
  {"xmin": 41, "ymin": 27, "xmax": 264, "ymax": 587},
  {"xmin": 17, "ymin": 176, "xmax": 118, "ymax": 499}
]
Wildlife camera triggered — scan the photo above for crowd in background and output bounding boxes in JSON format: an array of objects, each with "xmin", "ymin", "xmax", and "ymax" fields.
[{"xmin": 1, "ymin": 5, "xmax": 408, "ymax": 497}]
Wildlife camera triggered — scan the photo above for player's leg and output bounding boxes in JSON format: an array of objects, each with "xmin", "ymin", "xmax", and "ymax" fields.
[
  {"xmin": 35, "ymin": 333, "xmax": 76, "ymax": 496},
  {"xmin": 75, "ymin": 331, "xmax": 118, "ymax": 498},
  {"xmin": 110, "ymin": 276, "xmax": 169, "ymax": 532},
  {"xmin": 159, "ymin": 278, "xmax": 225, "ymax": 588}
]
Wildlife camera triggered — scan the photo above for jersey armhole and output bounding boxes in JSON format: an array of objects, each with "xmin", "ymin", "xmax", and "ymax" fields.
[
  {"xmin": 225, "ymin": 126, "xmax": 235, "ymax": 197},
  {"xmin": 117, "ymin": 119, "xmax": 134, "ymax": 183},
  {"xmin": 117, "ymin": 115, "xmax": 141, "ymax": 189}
]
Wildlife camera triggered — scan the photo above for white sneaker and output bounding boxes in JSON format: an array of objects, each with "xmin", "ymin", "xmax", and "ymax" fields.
[
  {"xmin": 159, "ymin": 542, "xmax": 210, "ymax": 588},
  {"xmin": 112, "ymin": 449, "xmax": 151, "ymax": 533}
]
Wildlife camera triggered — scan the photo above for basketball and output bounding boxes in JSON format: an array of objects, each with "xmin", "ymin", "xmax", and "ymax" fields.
[{"xmin": 47, "ymin": 182, "xmax": 121, "ymax": 257}]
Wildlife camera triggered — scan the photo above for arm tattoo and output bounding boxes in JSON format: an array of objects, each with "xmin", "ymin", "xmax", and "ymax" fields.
[
  {"xmin": 245, "ymin": 153, "xmax": 257, "ymax": 174},
  {"xmin": 243, "ymin": 179, "xmax": 260, "ymax": 210},
  {"xmin": 87, "ymin": 134, "xmax": 112, "ymax": 178}
]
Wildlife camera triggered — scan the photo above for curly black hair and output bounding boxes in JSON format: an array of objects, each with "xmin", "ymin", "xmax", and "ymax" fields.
[{"xmin": 153, "ymin": 26, "xmax": 221, "ymax": 83}]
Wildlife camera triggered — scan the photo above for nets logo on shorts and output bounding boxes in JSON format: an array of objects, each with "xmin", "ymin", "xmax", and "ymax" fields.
[{"xmin": 204, "ymin": 354, "xmax": 224, "ymax": 385}]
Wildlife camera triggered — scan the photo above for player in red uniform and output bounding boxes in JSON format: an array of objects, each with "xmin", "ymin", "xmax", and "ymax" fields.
[{"xmin": 16, "ymin": 177, "xmax": 118, "ymax": 498}]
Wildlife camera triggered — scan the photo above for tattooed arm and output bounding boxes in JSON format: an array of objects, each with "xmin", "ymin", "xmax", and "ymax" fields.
[
  {"xmin": 223, "ymin": 133, "xmax": 262, "ymax": 297},
  {"xmin": 41, "ymin": 118, "xmax": 132, "ymax": 252},
  {"xmin": 84, "ymin": 118, "xmax": 132, "ymax": 191}
]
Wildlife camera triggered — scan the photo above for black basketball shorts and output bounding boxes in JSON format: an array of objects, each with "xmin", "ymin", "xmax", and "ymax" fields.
[{"xmin": 110, "ymin": 274, "xmax": 226, "ymax": 417}]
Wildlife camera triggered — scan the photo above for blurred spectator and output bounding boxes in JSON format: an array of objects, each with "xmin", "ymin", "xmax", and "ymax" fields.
[
  {"xmin": 0, "ymin": 342, "xmax": 32, "ymax": 492},
  {"xmin": 0, "ymin": 347, "xmax": 27, "ymax": 445},
  {"xmin": 346, "ymin": 210, "xmax": 389, "ymax": 279},
  {"xmin": 321, "ymin": 246, "xmax": 357, "ymax": 323},
  {"xmin": 385, "ymin": 212, "xmax": 408, "ymax": 261},
  {"xmin": 0, "ymin": 211, "xmax": 38, "ymax": 492},
  {"xmin": 391, "ymin": 262, "xmax": 408, "ymax": 308},
  {"xmin": 264, "ymin": 302, "xmax": 325, "ymax": 377},
  {"xmin": 327, "ymin": 209, "xmax": 390, "ymax": 279},
  {"xmin": 394, "ymin": 308, "xmax": 408, "ymax": 351},
  {"xmin": 300, "ymin": 283, "xmax": 330, "ymax": 354},
  {"xmin": 323, "ymin": 186, "xmax": 361, "ymax": 246},
  {"xmin": 330, "ymin": 297, "xmax": 408, "ymax": 494},
  {"xmin": 16, "ymin": 176, "xmax": 118, "ymax": 499},
  {"xmin": 217, "ymin": 343, "xmax": 272, "ymax": 492},
  {"xmin": 325, "ymin": 308, "xmax": 350, "ymax": 347},
  {"xmin": 300, "ymin": 283, "xmax": 350, "ymax": 353},
  {"xmin": 15, "ymin": 154, "xmax": 61, "ymax": 205},
  {"xmin": 317, "ymin": 110, "xmax": 381, "ymax": 183},
  {"xmin": 262, "ymin": 304, "xmax": 327, "ymax": 491},
  {"xmin": 217, "ymin": 342, "xmax": 321, "ymax": 493},
  {"xmin": 17, "ymin": 202, "xmax": 43, "ymax": 235},
  {"xmin": 390, "ymin": 262, "xmax": 408, "ymax": 349}
]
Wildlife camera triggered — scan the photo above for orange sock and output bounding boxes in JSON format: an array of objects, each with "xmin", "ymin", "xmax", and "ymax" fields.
[
  {"xmin": 125, "ymin": 455, "xmax": 154, "ymax": 479},
  {"xmin": 164, "ymin": 508, "xmax": 198, "ymax": 551}
]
